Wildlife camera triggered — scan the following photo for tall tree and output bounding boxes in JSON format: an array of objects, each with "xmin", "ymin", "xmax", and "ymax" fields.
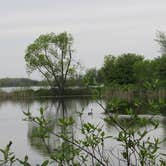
[
  {"xmin": 83, "ymin": 68, "xmax": 98, "ymax": 86},
  {"xmin": 25, "ymin": 32, "xmax": 78, "ymax": 95},
  {"xmin": 155, "ymin": 31, "xmax": 166, "ymax": 80},
  {"xmin": 156, "ymin": 31, "xmax": 166, "ymax": 54},
  {"xmin": 133, "ymin": 60, "xmax": 156, "ymax": 85},
  {"xmin": 155, "ymin": 55, "xmax": 166, "ymax": 80},
  {"xmin": 101, "ymin": 53, "xmax": 144, "ymax": 84}
]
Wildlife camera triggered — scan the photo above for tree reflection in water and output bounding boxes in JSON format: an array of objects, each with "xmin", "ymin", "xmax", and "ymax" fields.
[
  {"xmin": 21, "ymin": 98, "xmax": 166, "ymax": 165},
  {"xmin": 26, "ymin": 98, "xmax": 90, "ymax": 157}
]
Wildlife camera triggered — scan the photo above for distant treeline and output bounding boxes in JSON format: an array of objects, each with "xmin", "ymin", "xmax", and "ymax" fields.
[
  {"xmin": 1, "ymin": 54, "xmax": 166, "ymax": 89},
  {"xmin": 0, "ymin": 77, "xmax": 85, "ymax": 88},
  {"xmin": 0, "ymin": 78, "xmax": 44, "ymax": 87}
]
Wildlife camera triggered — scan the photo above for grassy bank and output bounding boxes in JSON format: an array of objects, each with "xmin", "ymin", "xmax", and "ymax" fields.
[
  {"xmin": 102, "ymin": 85, "xmax": 166, "ymax": 101},
  {"xmin": 100, "ymin": 85, "xmax": 166, "ymax": 115},
  {"xmin": 1, "ymin": 85, "xmax": 166, "ymax": 100}
]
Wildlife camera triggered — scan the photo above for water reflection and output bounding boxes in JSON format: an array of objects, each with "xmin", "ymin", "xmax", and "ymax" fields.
[
  {"xmin": 25, "ymin": 98, "xmax": 166, "ymax": 161},
  {"xmin": 0, "ymin": 98, "xmax": 165, "ymax": 164},
  {"xmin": 27, "ymin": 98, "xmax": 90, "ymax": 157},
  {"xmin": 161, "ymin": 117, "xmax": 166, "ymax": 149},
  {"xmin": 104, "ymin": 114, "xmax": 166, "ymax": 159}
]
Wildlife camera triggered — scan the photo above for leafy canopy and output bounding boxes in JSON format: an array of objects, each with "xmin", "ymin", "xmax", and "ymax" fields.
[{"xmin": 25, "ymin": 32, "xmax": 78, "ymax": 92}]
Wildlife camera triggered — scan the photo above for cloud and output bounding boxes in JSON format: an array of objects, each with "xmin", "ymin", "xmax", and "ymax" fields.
[{"xmin": 0, "ymin": 0, "xmax": 166, "ymax": 78}]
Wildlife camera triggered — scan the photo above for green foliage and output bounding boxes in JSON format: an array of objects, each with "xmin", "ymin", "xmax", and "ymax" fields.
[
  {"xmin": 1, "ymin": 102, "xmax": 166, "ymax": 165},
  {"xmin": 58, "ymin": 117, "xmax": 75, "ymax": 127},
  {"xmin": 95, "ymin": 42, "xmax": 166, "ymax": 87},
  {"xmin": 101, "ymin": 53, "xmax": 144, "ymax": 85},
  {"xmin": 0, "ymin": 141, "xmax": 16, "ymax": 165},
  {"xmin": 105, "ymin": 97, "xmax": 166, "ymax": 115},
  {"xmin": 22, "ymin": 107, "xmax": 111, "ymax": 165},
  {"xmin": 17, "ymin": 155, "xmax": 31, "ymax": 166},
  {"xmin": 83, "ymin": 68, "xmax": 97, "ymax": 86},
  {"xmin": 0, "ymin": 141, "xmax": 42, "ymax": 166},
  {"xmin": 155, "ymin": 55, "xmax": 166, "ymax": 80},
  {"xmin": 65, "ymin": 76, "xmax": 85, "ymax": 87},
  {"xmin": 81, "ymin": 123, "xmax": 105, "ymax": 147},
  {"xmin": 104, "ymin": 107, "xmax": 165, "ymax": 165},
  {"xmin": 143, "ymin": 79, "xmax": 160, "ymax": 90},
  {"xmin": 148, "ymin": 99, "xmax": 166, "ymax": 115},
  {"xmin": 133, "ymin": 60, "xmax": 157, "ymax": 86},
  {"xmin": 106, "ymin": 98, "xmax": 142, "ymax": 114},
  {"xmin": 25, "ymin": 32, "xmax": 79, "ymax": 95},
  {"xmin": 23, "ymin": 108, "xmax": 51, "ymax": 139},
  {"xmin": 156, "ymin": 31, "xmax": 166, "ymax": 54},
  {"xmin": 83, "ymin": 68, "xmax": 103, "ymax": 86}
]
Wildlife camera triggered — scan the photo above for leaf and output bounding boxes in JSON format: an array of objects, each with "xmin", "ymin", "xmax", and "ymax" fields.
[
  {"xmin": 41, "ymin": 160, "xmax": 49, "ymax": 166},
  {"xmin": 24, "ymin": 155, "xmax": 28, "ymax": 162},
  {"xmin": 160, "ymin": 153, "xmax": 166, "ymax": 156}
]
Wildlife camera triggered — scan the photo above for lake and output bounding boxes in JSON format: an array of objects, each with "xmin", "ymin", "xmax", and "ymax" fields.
[{"xmin": 0, "ymin": 98, "xmax": 165, "ymax": 165}]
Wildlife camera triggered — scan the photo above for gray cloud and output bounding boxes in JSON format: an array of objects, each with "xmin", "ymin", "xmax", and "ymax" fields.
[{"xmin": 0, "ymin": 0, "xmax": 165, "ymax": 79}]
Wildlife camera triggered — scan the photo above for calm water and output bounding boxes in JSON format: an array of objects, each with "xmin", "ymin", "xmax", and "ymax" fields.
[{"xmin": 0, "ymin": 98, "xmax": 165, "ymax": 165}]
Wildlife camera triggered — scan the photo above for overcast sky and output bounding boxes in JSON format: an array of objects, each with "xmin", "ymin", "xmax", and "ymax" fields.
[{"xmin": 0, "ymin": 0, "xmax": 166, "ymax": 79}]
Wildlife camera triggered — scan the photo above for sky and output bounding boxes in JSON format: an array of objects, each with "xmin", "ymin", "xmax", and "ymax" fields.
[{"xmin": 0, "ymin": 0, "xmax": 166, "ymax": 80}]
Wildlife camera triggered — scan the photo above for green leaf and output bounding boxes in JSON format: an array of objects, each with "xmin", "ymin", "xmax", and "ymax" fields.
[{"xmin": 41, "ymin": 160, "xmax": 49, "ymax": 166}]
